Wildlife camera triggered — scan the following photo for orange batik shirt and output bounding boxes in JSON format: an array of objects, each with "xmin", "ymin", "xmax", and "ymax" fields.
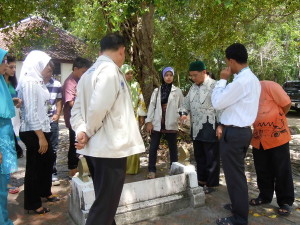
[{"xmin": 251, "ymin": 81, "xmax": 291, "ymax": 150}]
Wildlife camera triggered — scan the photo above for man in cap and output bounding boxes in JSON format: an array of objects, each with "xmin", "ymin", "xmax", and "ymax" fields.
[{"xmin": 180, "ymin": 60, "xmax": 220, "ymax": 194}]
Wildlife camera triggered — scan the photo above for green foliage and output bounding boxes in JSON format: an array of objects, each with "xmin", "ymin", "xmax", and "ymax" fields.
[
  {"xmin": 2, "ymin": 25, "xmax": 59, "ymax": 60},
  {"xmin": 154, "ymin": 0, "xmax": 300, "ymax": 87},
  {"xmin": 0, "ymin": 0, "xmax": 35, "ymax": 27},
  {"xmin": 1, "ymin": 0, "xmax": 299, "ymax": 88}
]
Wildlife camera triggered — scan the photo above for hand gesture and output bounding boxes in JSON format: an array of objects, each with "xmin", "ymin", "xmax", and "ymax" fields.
[
  {"xmin": 75, "ymin": 131, "xmax": 89, "ymax": 150},
  {"xmin": 38, "ymin": 136, "xmax": 48, "ymax": 154},
  {"xmin": 12, "ymin": 98, "xmax": 22, "ymax": 108},
  {"xmin": 180, "ymin": 115, "xmax": 188, "ymax": 124},
  {"xmin": 52, "ymin": 114, "xmax": 60, "ymax": 122},
  {"xmin": 220, "ymin": 67, "xmax": 232, "ymax": 80},
  {"xmin": 216, "ymin": 125, "xmax": 223, "ymax": 140}
]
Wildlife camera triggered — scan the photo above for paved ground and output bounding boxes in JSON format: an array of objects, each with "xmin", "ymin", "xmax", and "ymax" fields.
[{"xmin": 7, "ymin": 111, "xmax": 300, "ymax": 225}]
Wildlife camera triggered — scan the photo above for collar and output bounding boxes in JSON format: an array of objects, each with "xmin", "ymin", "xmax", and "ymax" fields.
[
  {"xmin": 202, "ymin": 76, "xmax": 210, "ymax": 86},
  {"xmin": 100, "ymin": 55, "xmax": 122, "ymax": 73},
  {"xmin": 193, "ymin": 76, "xmax": 211, "ymax": 88},
  {"xmin": 234, "ymin": 66, "xmax": 249, "ymax": 79},
  {"xmin": 70, "ymin": 72, "xmax": 80, "ymax": 82},
  {"xmin": 237, "ymin": 66, "xmax": 249, "ymax": 75},
  {"xmin": 100, "ymin": 54, "xmax": 114, "ymax": 63},
  {"xmin": 170, "ymin": 84, "xmax": 177, "ymax": 91}
]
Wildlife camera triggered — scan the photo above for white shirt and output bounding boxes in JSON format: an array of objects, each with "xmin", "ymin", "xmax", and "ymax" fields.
[
  {"xmin": 19, "ymin": 80, "xmax": 51, "ymax": 132},
  {"xmin": 211, "ymin": 67, "xmax": 261, "ymax": 127}
]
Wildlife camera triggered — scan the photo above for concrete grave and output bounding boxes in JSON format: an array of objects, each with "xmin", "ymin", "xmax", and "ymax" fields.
[{"xmin": 69, "ymin": 162, "xmax": 205, "ymax": 225}]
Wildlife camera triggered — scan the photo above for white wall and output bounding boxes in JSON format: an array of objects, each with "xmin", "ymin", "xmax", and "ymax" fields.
[
  {"xmin": 61, "ymin": 63, "xmax": 73, "ymax": 84},
  {"xmin": 16, "ymin": 61, "xmax": 23, "ymax": 80}
]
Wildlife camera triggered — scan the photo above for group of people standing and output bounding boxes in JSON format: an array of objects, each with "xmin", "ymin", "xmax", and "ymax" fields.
[
  {"xmin": 0, "ymin": 48, "xmax": 92, "ymax": 222},
  {"xmin": 70, "ymin": 35, "xmax": 294, "ymax": 225},
  {"xmin": 0, "ymin": 33, "xmax": 295, "ymax": 225}
]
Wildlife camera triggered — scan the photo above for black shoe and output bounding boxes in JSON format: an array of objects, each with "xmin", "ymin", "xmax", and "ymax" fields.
[{"xmin": 27, "ymin": 207, "xmax": 50, "ymax": 214}]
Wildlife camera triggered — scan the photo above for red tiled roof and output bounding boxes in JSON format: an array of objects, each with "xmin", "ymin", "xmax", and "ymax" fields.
[{"xmin": 0, "ymin": 16, "xmax": 89, "ymax": 62}]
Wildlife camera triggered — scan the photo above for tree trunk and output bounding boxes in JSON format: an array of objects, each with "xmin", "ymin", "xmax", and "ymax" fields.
[{"xmin": 121, "ymin": 4, "xmax": 159, "ymax": 106}]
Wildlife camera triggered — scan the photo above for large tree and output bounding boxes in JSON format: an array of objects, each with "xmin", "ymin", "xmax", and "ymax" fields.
[{"xmin": 1, "ymin": 0, "xmax": 299, "ymax": 103}]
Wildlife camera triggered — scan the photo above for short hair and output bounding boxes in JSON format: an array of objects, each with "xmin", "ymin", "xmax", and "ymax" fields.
[
  {"xmin": 225, "ymin": 43, "xmax": 248, "ymax": 64},
  {"xmin": 100, "ymin": 33, "xmax": 126, "ymax": 52},
  {"xmin": 7, "ymin": 55, "xmax": 16, "ymax": 64},
  {"xmin": 72, "ymin": 57, "xmax": 91, "ymax": 70}
]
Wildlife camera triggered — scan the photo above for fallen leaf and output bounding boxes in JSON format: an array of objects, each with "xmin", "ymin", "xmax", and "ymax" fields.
[
  {"xmin": 253, "ymin": 213, "xmax": 261, "ymax": 217},
  {"xmin": 268, "ymin": 215, "xmax": 277, "ymax": 218}
]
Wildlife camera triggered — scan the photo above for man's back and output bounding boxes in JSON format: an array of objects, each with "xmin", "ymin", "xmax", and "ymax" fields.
[{"xmin": 71, "ymin": 55, "xmax": 145, "ymax": 158}]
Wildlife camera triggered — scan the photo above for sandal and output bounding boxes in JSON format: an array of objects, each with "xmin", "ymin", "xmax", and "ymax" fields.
[
  {"xmin": 249, "ymin": 197, "xmax": 270, "ymax": 206},
  {"xmin": 8, "ymin": 186, "xmax": 19, "ymax": 194},
  {"xmin": 147, "ymin": 172, "xmax": 155, "ymax": 179},
  {"xmin": 278, "ymin": 204, "xmax": 291, "ymax": 216},
  {"xmin": 216, "ymin": 216, "xmax": 234, "ymax": 225},
  {"xmin": 223, "ymin": 203, "xmax": 233, "ymax": 212},
  {"xmin": 27, "ymin": 207, "xmax": 50, "ymax": 214},
  {"xmin": 46, "ymin": 195, "xmax": 60, "ymax": 202}
]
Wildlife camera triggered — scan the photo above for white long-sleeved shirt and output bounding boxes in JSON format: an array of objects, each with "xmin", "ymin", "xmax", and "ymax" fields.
[
  {"xmin": 211, "ymin": 67, "xmax": 261, "ymax": 127},
  {"xmin": 19, "ymin": 80, "xmax": 51, "ymax": 132}
]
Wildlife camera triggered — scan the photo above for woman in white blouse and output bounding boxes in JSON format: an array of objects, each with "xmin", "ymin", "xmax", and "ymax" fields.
[{"xmin": 17, "ymin": 50, "xmax": 59, "ymax": 214}]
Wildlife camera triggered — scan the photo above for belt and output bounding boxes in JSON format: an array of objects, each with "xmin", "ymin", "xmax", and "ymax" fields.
[{"xmin": 223, "ymin": 125, "xmax": 251, "ymax": 129}]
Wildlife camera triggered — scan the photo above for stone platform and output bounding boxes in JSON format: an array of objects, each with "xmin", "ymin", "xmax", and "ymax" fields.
[{"xmin": 69, "ymin": 163, "xmax": 205, "ymax": 225}]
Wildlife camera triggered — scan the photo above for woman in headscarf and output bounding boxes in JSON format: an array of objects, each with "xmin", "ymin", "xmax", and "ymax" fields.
[
  {"xmin": 145, "ymin": 67, "xmax": 184, "ymax": 179},
  {"xmin": 120, "ymin": 64, "xmax": 147, "ymax": 175},
  {"xmin": 0, "ymin": 48, "xmax": 18, "ymax": 225},
  {"xmin": 17, "ymin": 50, "xmax": 58, "ymax": 214}
]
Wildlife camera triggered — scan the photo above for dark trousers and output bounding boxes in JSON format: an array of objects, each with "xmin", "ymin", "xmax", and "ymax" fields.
[
  {"xmin": 14, "ymin": 133, "xmax": 23, "ymax": 158},
  {"xmin": 68, "ymin": 128, "xmax": 79, "ymax": 170},
  {"xmin": 19, "ymin": 131, "xmax": 55, "ymax": 210},
  {"xmin": 148, "ymin": 131, "xmax": 178, "ymax": 172},
  {"xmin": 253, "ymin": 142, "xmax": 294, "ymax": 207},
  {"xmin": 85, "ymin": 156, "xmax": 127, "ymax": 225},
  {"xmin": 193, "ymin": 140, "xmax": 220, "ymax": 187},
  {"xmin": 50, "ymin": 121, "xmax": 59, "ymax": 174},
  {"xmin": 220, "ymin": 127, "xmax": 252, "ymax": 225}
]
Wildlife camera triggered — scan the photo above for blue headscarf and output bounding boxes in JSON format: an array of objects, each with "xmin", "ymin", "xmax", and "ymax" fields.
[{"xmin": 0, "ymin": 48, "xmax": 15, "ymax": 119}]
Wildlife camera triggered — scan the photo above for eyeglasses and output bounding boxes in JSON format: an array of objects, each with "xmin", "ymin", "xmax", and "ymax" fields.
[
  {"xmin": 2, "ymin": 59, "xmax": 8, "ymax": 64},
  {"xmin": 8, "ymin": 65, "xmax": 16, "ymax": 69},
  {"xmin": 189, "ymin": 74, "xmax": 198, "ymax": 79}
]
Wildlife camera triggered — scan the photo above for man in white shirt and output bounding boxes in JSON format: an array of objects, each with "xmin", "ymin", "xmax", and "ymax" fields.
[
  {"xmin": 212, "ymin": 43, "xmax": 261, "ymax": 225},
  {"xmin": 70, "ymin": 34, "xmax": 145, "ymax": 225}
]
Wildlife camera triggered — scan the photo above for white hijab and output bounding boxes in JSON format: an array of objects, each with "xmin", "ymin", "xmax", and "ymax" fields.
[
  {"xmin": 17, "ymin": 51, "xmax": 51, "ymax": 124},
  {"xmin": 16, "ymin": 50, "xmax": 51, "ymax": 92}
]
